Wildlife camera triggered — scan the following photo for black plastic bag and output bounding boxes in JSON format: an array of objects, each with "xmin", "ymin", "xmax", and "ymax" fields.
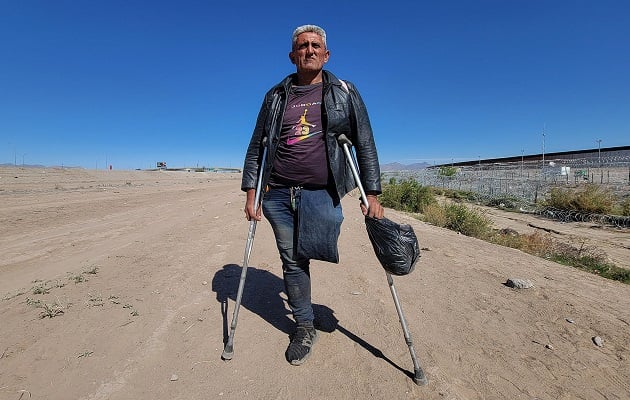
[{"xmin": 364, "ymin": 217, "xmax": 420, "ymax": 276}]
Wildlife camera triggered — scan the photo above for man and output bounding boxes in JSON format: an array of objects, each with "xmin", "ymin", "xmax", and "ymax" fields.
[{"xmin": 241, "ymin": 24, "xmax": 384, "ymax": 365}]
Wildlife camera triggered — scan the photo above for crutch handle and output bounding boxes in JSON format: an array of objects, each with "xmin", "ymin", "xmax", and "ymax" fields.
[
  {"xmin": 337, "ymin": 134, "xmax": 369, "ymax": 210},
  {"xmin": 337, "ymin": 133, "xmax": 353, "ymax": 147}
]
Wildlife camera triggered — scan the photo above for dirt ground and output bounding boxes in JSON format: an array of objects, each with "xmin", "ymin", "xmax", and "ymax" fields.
[{"xmin": 1, "ymin": 166, "xmax": 629, "ymax": 400}]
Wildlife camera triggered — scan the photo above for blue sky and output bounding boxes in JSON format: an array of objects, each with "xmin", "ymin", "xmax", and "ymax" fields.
[{"xmin": 1, "ymin": 0, "xmax": 628, "ymax": 169}]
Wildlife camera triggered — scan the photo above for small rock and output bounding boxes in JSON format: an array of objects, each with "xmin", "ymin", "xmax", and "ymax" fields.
[
  {"xmin": 566, "ymin": 318, "xmax": 575, "ymax": 324},
  {"xmin": 499, "ymin": 228, "xmax": 519, "ymax": 236},
  {"xmin": 545, "ymin": 344, "xmax": 554, "ymax": 350},
  {"xmin": 202, "ymin": 281, "xmax": 208, "ymax": 286},
  {"xmin": 592, "ymin": 336, "xmax": 603, "ymax": 347},
  {"xmin": 351, "ymin": 291, "xmax": 361, "ymax": 295},
  {"xmin": 505, "ymin": 278, "xmax": 534, "ymax": 289},
  {"xmin": 170, "ymin": 374, "xmax": 179, "ymax": 381}
]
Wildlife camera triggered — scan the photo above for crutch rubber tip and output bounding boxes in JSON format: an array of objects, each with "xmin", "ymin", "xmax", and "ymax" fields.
[
  {"xmin": 413, "ymin": 369, "xmax": 429, "ymax": 386},
  {"xmin": 221, "ymin": 345, "xmax": 234, "ymax": 361}
]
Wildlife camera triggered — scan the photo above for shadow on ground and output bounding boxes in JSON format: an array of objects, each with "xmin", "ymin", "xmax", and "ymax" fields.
[{"xmin": 212, "ymin": 263, "xmax": 412, "ymax": 379}]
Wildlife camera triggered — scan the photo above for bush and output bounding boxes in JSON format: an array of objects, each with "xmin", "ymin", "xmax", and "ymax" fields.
[
  {"xmin": 550, "ymin": 245, "xmax": 630, "ymax": 284},
  {"xmin": 421, "ymin": 201, "xmax": 492, "ymax": 239},
  {"xmin": 439, "ymin": 166, "xmax": 457, "ymax": 177},
  {"xmin": 491, "ymin": 230, "xmax": 562, "ymax": 261},
  {"xmin": 545, "ymin": 184, "xmax": 614, "ymax": 214},
  {"xmin": 441, "ymin": 188, "xmax": 478, "ymax": 202},
  {"xmin": 486, "ymin": 196, "xmax": 520, "ymax": 210},
  {"xmin": 380, "ymin": 178, "xmax": 436, "ymax": 213},
  {"xmin": 422, "ymin": 202, "xmax": 448, "ymax": 227},
  {"xmin": 490, "ymin": 230, "xmax": 630, "ymax": 284},
  {"xmin": 443, "ymin": 203, "xmax": 492, "ymax": 238}
]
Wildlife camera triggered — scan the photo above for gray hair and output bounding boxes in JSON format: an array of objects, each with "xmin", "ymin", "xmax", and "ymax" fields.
[{"xmin": 292, "ymin": 25, "xmax": 327, "ymax": 48}]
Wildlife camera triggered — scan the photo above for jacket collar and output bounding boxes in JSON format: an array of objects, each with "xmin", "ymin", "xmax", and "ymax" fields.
[{"xmin": 277, "ymin": 70, "xmax": 342, "ymax": 93}]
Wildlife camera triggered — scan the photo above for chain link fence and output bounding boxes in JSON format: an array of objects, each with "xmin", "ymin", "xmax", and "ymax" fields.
[{"xmin": 383, "ymin": 156, "xmax": 630, "ymax": 228}]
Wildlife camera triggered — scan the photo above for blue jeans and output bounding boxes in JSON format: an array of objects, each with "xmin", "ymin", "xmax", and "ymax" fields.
[{"xmin": 262, "ymin": 187, "xmax": 343, "ymax": 325}]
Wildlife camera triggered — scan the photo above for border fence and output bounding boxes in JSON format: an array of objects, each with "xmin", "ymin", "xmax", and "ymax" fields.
[{"xmin": 383, "ymin": 155, "xmax": 630, "ymax": 228}]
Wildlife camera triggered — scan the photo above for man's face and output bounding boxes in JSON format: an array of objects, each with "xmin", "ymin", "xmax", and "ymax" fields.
[{"xmin": 289, "ymin": 32, "xmax": 329, "ymax": 74}]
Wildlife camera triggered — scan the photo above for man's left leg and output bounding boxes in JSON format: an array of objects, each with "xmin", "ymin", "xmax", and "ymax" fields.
[
  {"xmin": 262, "ymin": 188, "xmax": 318, "ymax": 365},
  {"xmin": 283, "ymin": 261, "xmax": 318, "ymax": 365}
]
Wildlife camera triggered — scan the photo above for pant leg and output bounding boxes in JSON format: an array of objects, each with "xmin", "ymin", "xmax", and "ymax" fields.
[{"xmin": 262, "ymin": 188, "xmax": 314, "ymax": 325}]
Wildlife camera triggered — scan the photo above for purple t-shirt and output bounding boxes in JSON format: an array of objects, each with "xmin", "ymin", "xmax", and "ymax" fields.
[{"xmin": 269, "ymin": 83, "xmax": 329, "ymax": 187}]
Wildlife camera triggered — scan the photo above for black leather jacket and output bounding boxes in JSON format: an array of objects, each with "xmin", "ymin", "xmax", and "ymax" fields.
[{"xmin": 241, "ymin": 70, "xmax": 381, "ymax": 199}]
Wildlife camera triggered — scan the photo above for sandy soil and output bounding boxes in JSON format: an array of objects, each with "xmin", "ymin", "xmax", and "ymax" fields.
[{"xmin": 1, "ymin": 166, "xmax": 628, "ymax": 400}]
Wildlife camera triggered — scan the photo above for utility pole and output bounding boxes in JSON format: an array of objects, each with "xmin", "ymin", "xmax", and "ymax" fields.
[
  {"xmin": 521, "ymin": 149, "xmax": 524, "ymax": 177},
  {"xmin": 540, "ymin": 127, "xmax": 546, "ymax": 182},
  {"xmin": 596, "ymin": 139, "xmax": 602, "ymax": 167},
  {"xmin": 541, "ymin": 127, "xmax": 546, "ymax": 168}
]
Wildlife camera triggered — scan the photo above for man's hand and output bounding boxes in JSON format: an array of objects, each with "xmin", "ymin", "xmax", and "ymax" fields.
[
  {"xmin": 244, "ymin": 188, "xmax": 262, "ymax": 221},
  {"xmin": 360, "ymin": 194, "xmax": 384, "ymax": 219}
]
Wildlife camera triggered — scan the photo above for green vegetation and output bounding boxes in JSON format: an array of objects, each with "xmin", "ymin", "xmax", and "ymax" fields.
[
  {"xmin": 68, "ymin": 265, "xmax": 100, "ymax": 284},
  {"xmin": 31, "ymin": 284, "xmax": 51, "ymax": 295},
  {"xmin": 423, "ymin": 202, "xmax": 493, "ymax": 238},
  {"xmin": 491, "ymin": 231, "xmax": 630, "ymax": 284},
  {"xmin": 550, "ymin": 252, "xmax": 630, "ymax": 283},
  {"xmin": 40, "ymin": 303, "xmax": 64, "ymax": 318},
  {"xmin": 432, "ymin": 187, "xmax": 478, "ymax": 202},
  {"xmin": 380, "ymin": 178, "xmax": 436, "ymax": 213},
  {"xmin": 438, "ymin": 166, "xmax": 457, "ymax": 177},
  {"xmin": 544, "ymin": 184, "xmax": 614, "ymax": 214},
  {"xmin": 380, "ymin": 178, "xmax": 629, "ymax": 284}
]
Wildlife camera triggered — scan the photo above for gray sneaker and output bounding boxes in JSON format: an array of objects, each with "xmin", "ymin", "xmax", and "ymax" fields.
[{"xmin": 285, "ymin": 324, "xmax": 318, "ymax": 365}]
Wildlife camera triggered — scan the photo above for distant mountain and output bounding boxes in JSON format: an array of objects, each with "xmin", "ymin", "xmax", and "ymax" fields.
[{"xmin": 380, "ymin": 162, "xmax": 430, "ymax": 172}]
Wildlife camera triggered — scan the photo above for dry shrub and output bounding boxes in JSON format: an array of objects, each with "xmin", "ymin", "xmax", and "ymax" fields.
[
  {"xmin": 491, "ymin": 230, "xmax": 555, "ymax": 257},
  {"xmin": 422, "ymin": 201, "xmax": 492, "ymax": 239},
  {"xmin": 545, "ymin": 184, "xmax": 614, "ymax": 214},
  {"xmin": 443, "ymin": 202, "xmax": 492, "ymax": 238},
  {"xmin": 490, "ymin": 230, "xmax": 629, "ymax": 284},
  {"xmin": 519, "ymin": 231, "xmax": 556, "ymax": 257},
  {"xmin": 422, "ymin": 202, "xmax": 448, "ymax": 227}
]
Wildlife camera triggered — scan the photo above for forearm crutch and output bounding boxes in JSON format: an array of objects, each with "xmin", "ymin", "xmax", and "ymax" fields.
[
  {"xmin": 222, "ymin": 139, "xmax": 267, "ymax": 360},
  {"xmin": 337, "ymin": 134, "xmax": 428, "ymax": 386}
]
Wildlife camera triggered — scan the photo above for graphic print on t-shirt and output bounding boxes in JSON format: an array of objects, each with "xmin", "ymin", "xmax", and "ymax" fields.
[
  {"xmin": 269, "ymin": 82, "xmax": 327, "ymax": 187},
  {"xmin": 287, "ymin": 108, "xmax": 322, "ymax": 145}
]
